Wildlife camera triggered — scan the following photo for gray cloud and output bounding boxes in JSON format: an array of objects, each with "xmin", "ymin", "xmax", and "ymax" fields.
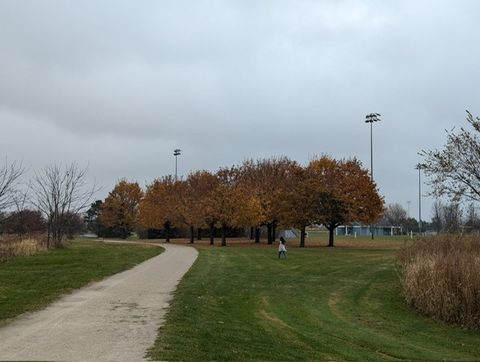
[{"xmin": 1, "ymin": 0, "xmax": 479, "ymax": 219}]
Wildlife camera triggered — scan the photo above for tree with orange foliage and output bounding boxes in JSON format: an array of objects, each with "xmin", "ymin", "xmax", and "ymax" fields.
[
  {"xmin": 232, "ymin": 182, "xmax": 264, "ymax": 243},
  {"xmin": 307, "ymin": 156, "xmax": 384, "ymax": 247},
  {"xmin": 278, "ymin": 167, "xmax": 316, "ymax": 247},
  {"xmin": 100, "ymin": 180, "xmax": 143, "ymax": 239},
  {"xmin": 139, "ymin": 176, "xmax": 180, "ymax": 242},
  {"xmin": 208, "ymin": 167, "xmax": 239, "ymax": 246},
  {"xmin": 176, "ymin": 171, "xmax": 219, "ymax": 244},
  {"xmin": 239, "ymin": 157, "xmax": 301, "ymax": 244},
  {"xmin": 188, "ymin": 171, "xmax": 219, "ymax": 244},
  {"xmin": 201, "ymin": 167, "xmax": 259, "ymax": 246},
  {"xmin": 196, "ymin": 175, "xmax": 220, "ymax": 245}
]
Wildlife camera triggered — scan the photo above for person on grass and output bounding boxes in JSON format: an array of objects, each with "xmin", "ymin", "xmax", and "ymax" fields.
[{"xmin": 278, "ymin": 237, "xmax": 287, "ymax": 259}]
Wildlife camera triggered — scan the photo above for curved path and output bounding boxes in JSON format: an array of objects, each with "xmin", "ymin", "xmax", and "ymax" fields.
[{"xmin": 0, "ymin": 243, "xmax": 198, "ymax": 361}]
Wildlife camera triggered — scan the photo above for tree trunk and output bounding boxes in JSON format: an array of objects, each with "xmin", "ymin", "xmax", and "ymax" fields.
[
  {"xmin": 190, "ymin": 225, "xmax": 194, "ymax": 244},
  {"xmin": 250, "ymin": 226, "xmax": 254, "ymax": 240},
  {"xmin": 328, "ymin": 225, "xmax": 335, "ymax": 247},
  {"xmin": 255, "ymin": 227, "xmax": 260, "ymax": 243},
  {"xmin": 267, "ymin": 223, "xmax": 273, "ymax": 245},
  {"xmin": 209, "ymin": 223, "xmax": 215, "ymax": 245},
  {"xmin": 221, "ymin": 223, "xmax": 227, "ymax": 247},
  {"xmin": 47, "ymin": 220, "xmax": 51, "ymax": 248},
  {"xmin": 272, "ymin": 222, "xmax": 277, "ymax": 242},
  {"xmin": 165, "ymin": 223, "xmax": 170, "ymax": 242},
  {"xmin": 300, "ymin": 225, "xmax": 306, "ymax": 248},
  {"xmin": 197, "ymin": 228, "xmax": 202, "ymax": 240}
]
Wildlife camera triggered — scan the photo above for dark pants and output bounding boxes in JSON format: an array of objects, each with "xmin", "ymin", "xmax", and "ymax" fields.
[{"xmin": 278, "ymin": 251, "xmax": 287, "ymax": 259}]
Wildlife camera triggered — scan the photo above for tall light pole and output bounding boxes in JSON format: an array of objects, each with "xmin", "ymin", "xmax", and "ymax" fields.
[
  {"xmin": 365, "ymin": 113, "xmax": 381, "ymax": 179},
  {"xmin": 174, "ymin": 149, "xmax": 181, "ymax": 181},
  {"xmin": 415, "ymin": 163, "xmax": 423, "ymax": 235},
  {"xmin": 407, "ymin": 200, "xmax": 411, "ymax": 218},
  {"xmin": 365, "ymin": 113, "xmax": 381, "ymax": 239}
]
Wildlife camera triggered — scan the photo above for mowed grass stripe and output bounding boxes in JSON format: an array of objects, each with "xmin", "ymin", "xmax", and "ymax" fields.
[
  {"xmin": 0, "ymin": 239, "xmax": 163, "ymax": 323},
  {"xmin": 149, "ymin": 246, "xmax": 480, "ymax": 361}
]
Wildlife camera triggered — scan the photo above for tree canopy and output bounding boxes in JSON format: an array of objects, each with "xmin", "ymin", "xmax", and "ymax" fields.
[
  {"xmin": 306, "ymin": 156, "xmax": 384, "ymax": 246},
  {"xmin": 103, "ymin": 156, "xmax": 383, "ymax": 247},
  {"xmin": 421, "ymin": 111, "xmax": 480, "ymax": 203},
  {"xmin": 100, "ymin": 180, "xmax": 142, "ymax": 239}
]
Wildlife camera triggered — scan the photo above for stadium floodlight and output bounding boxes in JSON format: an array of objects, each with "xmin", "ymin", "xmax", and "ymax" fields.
[
  {"xmin": 365, "ymin": 113, "xmax": 382, "ymax": 239},
  {"xmin": 415, "ymin": 163, "xmax": 425, "ymax": 235},
  {"xmin": 365, "ymin": 113, "xmax": 382, "ymax": 179},
  {"xmin": 174, "ymin": 149, "xmax": 181, "ymax": 181}
]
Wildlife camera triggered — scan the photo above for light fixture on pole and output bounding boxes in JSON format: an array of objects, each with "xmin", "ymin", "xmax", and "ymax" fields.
[
  {"xmin": 174, "ymin": 149, "xmax": 181, "ymax": 181},
  {"xmin": 365, "ymin": 113, "xmax": 381, "ymax": 180},
  {"xmin": 365, "ymin": 113, "xmax": 381, "ymax": 239},
  {"xmin": 415, "ymin": 163, "xmax": 424, "ymax": 235}
]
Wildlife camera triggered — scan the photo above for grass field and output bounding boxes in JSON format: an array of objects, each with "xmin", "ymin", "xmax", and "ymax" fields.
[
  {"xmin": 148, "ymin": 241, "xmax": 480, "ymax": 361},
  {"xmin": 165, "ymin": 233, "xmax": 412, "ymax": 250},
  {"xmin": 0, "ymin": 239, "xmax": 163, "ymax": 323}
]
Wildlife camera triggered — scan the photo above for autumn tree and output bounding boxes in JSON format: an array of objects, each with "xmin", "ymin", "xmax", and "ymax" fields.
[
  {"xmin": 232, "ymin": 184, "xmax": 264, "ymax": 242},
  {"xmin": 278, "ymin": 166, "xmax": 316, "ymax": 247},
  {"xmin": 186, "ymin": 171, "xmax": 219, "ymax": 244},
  {"xmin": 195, "ymin": 173, "xmax": 221, "ymax": 245},
  {"xmin": 239, "ymin": 157, "xmax": 301, "ymax": 244},
  {"xmin": 139, "ymin": 176, "xmax": 181, "ymax": 242},
  {"xmin": 308, "ymin": 156, "xmax": 384, "ymax": 247},
  {"xmin": 100, "ymin": 180, "xmax": 143, "ymax": 239},
  {"xmin": 176, "ymin": 171, "xmax": 220, "ymax": 244},
  {"xmin": 208, "ymin": 168, "xmax": 239, "ymax": 246}
]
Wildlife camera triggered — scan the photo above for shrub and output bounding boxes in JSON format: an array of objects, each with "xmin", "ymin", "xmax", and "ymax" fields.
[
  {"xmin": 2, "ymin": 209, "xmax": 46, "ymax": 235},
  {"xmin": 398, "ymin": 235, "xmax": 480, "ymax": 329},
  {"xmin": 0, "ymin": 235, "xmax": 46, "ymax": 262}
]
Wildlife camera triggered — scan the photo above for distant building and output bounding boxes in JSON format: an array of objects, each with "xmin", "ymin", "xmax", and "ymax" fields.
[{"xmin": 336, "ymin": 223, "xmax": 403, "ymax": 236}]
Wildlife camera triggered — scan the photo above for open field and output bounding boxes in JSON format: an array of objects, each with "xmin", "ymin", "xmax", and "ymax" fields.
[
  {"xmin": 0, "ymin": 239, "xmax": 163, "ymax": 323},
  {"xmin": 161, "ymin": 233, "xmax": 413, "ymax": 249},
  {"xmin": 148, "ymin": 240, "xmax": 480, "ymax": 361}
]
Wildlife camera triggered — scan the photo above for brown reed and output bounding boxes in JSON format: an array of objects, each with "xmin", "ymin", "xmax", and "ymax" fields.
[
  {"xmin": 0, "ymin": 235, "xmax": 46, "ymax": 262},
  {"xmin": 398, "ymin": 235, "xmax": 480, "ymax": 329}
]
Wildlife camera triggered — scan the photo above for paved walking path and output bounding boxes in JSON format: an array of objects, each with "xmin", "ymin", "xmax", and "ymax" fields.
[{"xmin": 0, "ymin": 243, "xmax": 198, "ymax": 361}]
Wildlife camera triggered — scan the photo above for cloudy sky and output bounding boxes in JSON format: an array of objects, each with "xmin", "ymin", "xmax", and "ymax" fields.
[{"xmin": 1, "ymin": 0, "xmax": 479, "ymax": 220}]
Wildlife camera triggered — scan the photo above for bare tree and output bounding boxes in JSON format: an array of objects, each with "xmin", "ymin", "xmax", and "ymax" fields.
[
  {"xmin": 32, "ymin": 163, "xmax": 97, "ymax": 247},
  {"xmin": 431, "ymin": 200, "xmax": 444, "ymax": 233},
  {"xmin": 0, "ymin": 159, "xmax": 24, "ymax": 211},
  {"xmin": 383, "ymin": 203, "xmax": 407, "ymax": 226},
  {"xmin": 464, "ymin": 203, "xmax": 480, "ymax": 233},
  {"xmin": 443, "ymin": 202, "xmax": 462, "ymax": 233},
  {"xmin": 420, "ymin": 111, "xmax": 480, "ymax": 203}
]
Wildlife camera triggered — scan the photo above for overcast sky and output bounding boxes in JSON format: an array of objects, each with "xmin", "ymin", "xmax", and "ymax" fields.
[{"xmin": 1, "ymin": 0, "xmax": 479, "ymax": 220}]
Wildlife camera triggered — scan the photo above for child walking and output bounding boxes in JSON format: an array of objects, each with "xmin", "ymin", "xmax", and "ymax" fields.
[{"xmin": 278, "ymin": 237, "xmax": 287, "ymax": 259}]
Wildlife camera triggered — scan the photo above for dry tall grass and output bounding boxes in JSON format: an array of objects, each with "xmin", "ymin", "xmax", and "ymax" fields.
[
  {"xmin": 0, "ymin": 235, "xmax": 46, "ymax": 262},
  {"xmin": 398, "ymin": 235, "xmax": 480, "ymax": 329}
]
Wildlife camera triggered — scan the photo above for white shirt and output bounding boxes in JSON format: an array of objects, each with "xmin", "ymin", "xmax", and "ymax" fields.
[{"xmin": 278, "ymin": 243, "xmax": 287, "ymax": 252}]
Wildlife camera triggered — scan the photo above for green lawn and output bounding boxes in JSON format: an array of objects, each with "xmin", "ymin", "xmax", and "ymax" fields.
[
  {"xmin": 0, "ymin": 239, "xmax": 163, "ymax": 323},
  {"xmin": 149, "ymin": 245, "xmax": 480, "ymax": 361}
]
